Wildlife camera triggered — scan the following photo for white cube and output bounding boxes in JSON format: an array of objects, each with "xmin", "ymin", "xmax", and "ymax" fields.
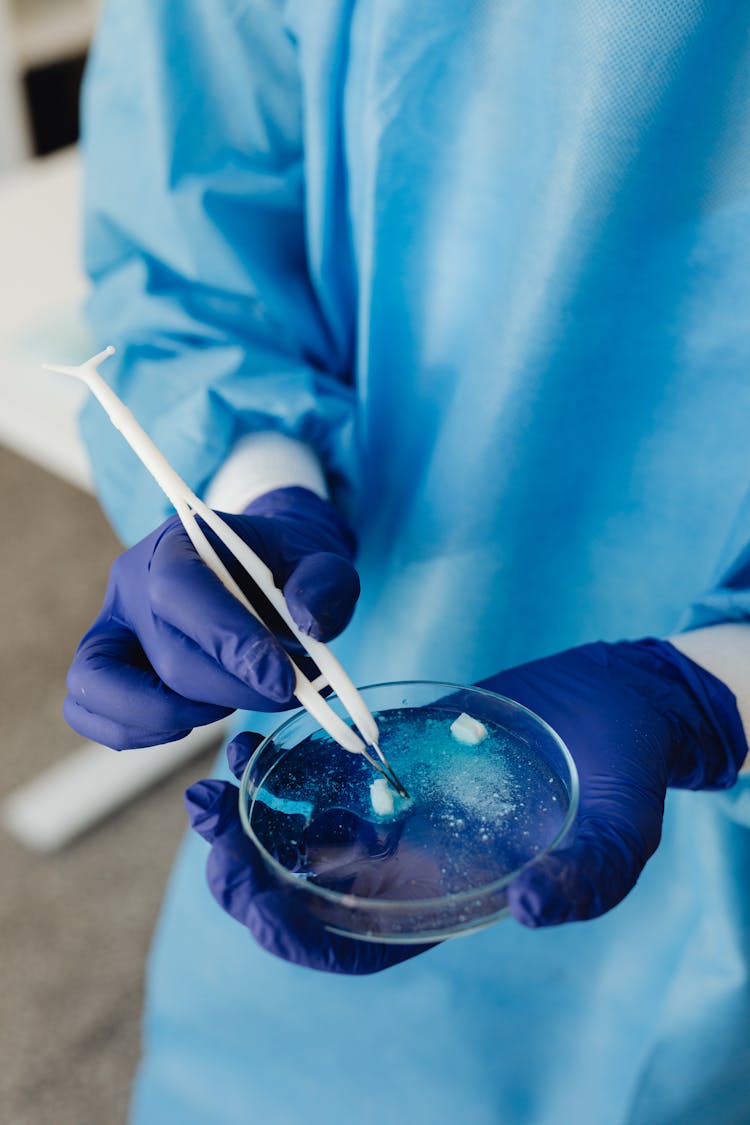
[
  {"xmin": 370, "ymin": 777, "xmax": 395, "ymax": 817},
  {"xmin": 450, "ymin": 712, "xmax": 489, "ymax": 745}
]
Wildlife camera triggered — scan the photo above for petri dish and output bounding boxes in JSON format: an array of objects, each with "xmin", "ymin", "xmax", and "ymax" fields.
[{"xmin": 239, "ymin": 682, "xmax": 578, "ymax": 944}]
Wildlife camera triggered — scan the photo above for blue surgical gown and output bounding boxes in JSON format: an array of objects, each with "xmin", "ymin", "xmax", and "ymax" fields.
[{"xmin": 80, "ymin": 2, "xmax": 750, "ymax": 1122}]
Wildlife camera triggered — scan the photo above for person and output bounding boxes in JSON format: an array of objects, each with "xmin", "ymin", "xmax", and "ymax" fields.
[{"xmin": 67, "ymin": 2, "xmax": 750, "ymax": 1121}]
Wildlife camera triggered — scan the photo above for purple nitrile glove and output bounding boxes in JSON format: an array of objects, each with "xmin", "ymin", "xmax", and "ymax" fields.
[
  {"xmin": 64, "ymin": 487, "xmax": 360, "ymax": 749},
  {"xmin": 185, "ymin": 638, "xmax": 746, "ymax": 975},
  {"xmin": 480, "ymin": 638, "xmax": 746, "ymax": 926},
  {"xmin": 184, "ymin": 732, "xmax": 435, "ymax": 974}
]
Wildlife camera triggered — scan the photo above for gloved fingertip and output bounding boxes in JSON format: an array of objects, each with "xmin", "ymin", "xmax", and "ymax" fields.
[
  {"xmin": 284, "ymin": 554, "xmax": 360, "ymax": 642},
  {"xmin": 507, "ymin": 856, "xmax": 571, "ymax": 928},
  {"xmin": 509, "ymin": 834, "xmax": 644, "ymax": 926},
  {"xmin": 184, "ymin": 779, "xmax": 238, "ymax": 843},
  {"xmin": 507, "ymin": 882, "xmax": 552, "ymax": 929},
  {"xmin": 226, "ymin": 731, "xmax": 265, "ymax": 779},
  {"xmin": 62, "ymin": 695, "xmax": 93, "ymax": 740},
  {"xmin": 241, "ymin": 642, "xmax": 295, "ymax": 704},
  {"xmin": 206, "ymin": 824, "xmax": 272, "ymax": 919}
]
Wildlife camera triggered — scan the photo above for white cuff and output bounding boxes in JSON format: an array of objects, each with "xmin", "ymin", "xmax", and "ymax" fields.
[
  {"xmin": 204, "ymin": 432, "xmax": 329, "ymax": 514},
  {"xmin": 668, "ymin": 624, "xmax": 750, "ymax": 759}
]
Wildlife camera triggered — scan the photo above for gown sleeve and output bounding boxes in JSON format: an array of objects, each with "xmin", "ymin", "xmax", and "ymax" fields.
[
  {"xmin": 78, "ymin": 0, "xmax": 355, "ymax": 545},
  {"xmin": 680, "ymin": 489, "xmax": 750, "ymax": 632}
]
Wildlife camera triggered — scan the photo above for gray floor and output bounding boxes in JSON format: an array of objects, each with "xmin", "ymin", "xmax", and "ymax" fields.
[{"xmin": 0, "ymin": 447, "xmax": 218, "ymax": 1125}]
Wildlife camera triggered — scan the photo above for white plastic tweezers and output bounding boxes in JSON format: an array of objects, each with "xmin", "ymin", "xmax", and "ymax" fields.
[{"xmin": 44, "ymin": 347, "xmax": 407, "ymax": 796}]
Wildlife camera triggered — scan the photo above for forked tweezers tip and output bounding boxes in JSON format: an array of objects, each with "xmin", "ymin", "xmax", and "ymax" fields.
[{"xmin": 369, "ymin": 743, "xmax": 410, "ymax": 800}]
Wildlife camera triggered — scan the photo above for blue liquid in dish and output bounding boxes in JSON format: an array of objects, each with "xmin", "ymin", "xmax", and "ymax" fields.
[{"xmin": 249, "ymin": 706, "xmax": 569, "ymax": 903}]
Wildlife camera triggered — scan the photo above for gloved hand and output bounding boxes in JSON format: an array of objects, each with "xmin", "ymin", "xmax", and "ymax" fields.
[
  {"xmin": 480, "ymin": 638, "xmax": 745, "ymax": 925},
  {"xmin": 185, "ymin": 732, "xmax": 435, "ymax": 973},
  {"xmin": 185, "ymin": 637, "xmax": 746, "ymax": 973},
  {"xmin": 64, "ymin": 487, "xmax": 360, "ymax": 749}
]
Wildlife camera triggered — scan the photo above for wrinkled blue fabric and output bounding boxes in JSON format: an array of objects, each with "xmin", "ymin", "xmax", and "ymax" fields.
[
  {"xmin": 64, "ymin": 487, "xmax": 358, "ymax": 748},
  {"xmin": 78, "ymin": 1, "xmax": 750, "ymax": 1123}
]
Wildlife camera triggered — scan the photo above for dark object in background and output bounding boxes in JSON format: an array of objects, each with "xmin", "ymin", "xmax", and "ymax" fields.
[{"xmin": 24, "ymin": 52, "xmax": 86, "ymax": 155}]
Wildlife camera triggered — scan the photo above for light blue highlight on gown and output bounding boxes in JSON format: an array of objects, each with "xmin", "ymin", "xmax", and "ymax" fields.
[{"xmin": 79, "ymin": 2, "xmax": 750, "ymax": 1122}]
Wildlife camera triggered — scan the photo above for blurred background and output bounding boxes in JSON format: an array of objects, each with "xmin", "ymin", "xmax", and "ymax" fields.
[{"xmin": 0, "ymin": 3, "xmax": 220, "ymax": 1121}]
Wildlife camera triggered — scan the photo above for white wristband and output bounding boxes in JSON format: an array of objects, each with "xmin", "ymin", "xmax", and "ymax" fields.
[
  {"xmin": 669, "ymin": 623, "xmax": 750, "ymax": 758},
  {"xmin": 204, "ymin": 432, "xmax": 329, "ymax": 514}
]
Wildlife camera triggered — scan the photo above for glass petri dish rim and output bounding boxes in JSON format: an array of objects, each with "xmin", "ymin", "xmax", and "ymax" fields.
[{"xmin": 238, "ymin": 680, "xmax": 579, "ymax": 914}]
